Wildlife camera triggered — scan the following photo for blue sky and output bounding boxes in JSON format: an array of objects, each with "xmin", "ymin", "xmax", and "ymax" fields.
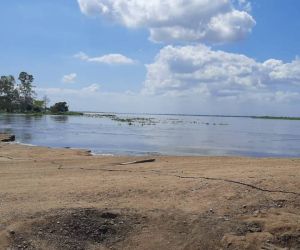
[{"xmin": 1, "ymin": 0, "xmax": 300, "ymax": 115}]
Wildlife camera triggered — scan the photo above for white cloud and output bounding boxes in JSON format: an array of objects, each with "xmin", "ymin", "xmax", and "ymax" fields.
[
  {"xmin": 62, "ymin": 73, "xmax": 77, "ymax": 83},
  {"xmin": 143, "ymin": 45, "xmax": 300, "ymax": 103},
  {"xmin": 38, "ymin": 84, "xmax": 100, "ymax": 95},
  {"xmin": 77, "ymin": 0, "xmax": 255, "ymax": 43},
  {"xmin": 263, "ymin": 59, "xmax": 300, "ymax": 83},
  {"xmin": 74, "ymin": 52, "xmax": 136, "ymax": 65},
  {"xmin": 82, "ymin": 83, "xmax": 100, "ymax": 92}
]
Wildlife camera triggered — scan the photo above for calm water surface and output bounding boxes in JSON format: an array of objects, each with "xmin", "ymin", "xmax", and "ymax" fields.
[{"xmin": 1, "ymin": 113, "xmax": 300, "ymax": 157}]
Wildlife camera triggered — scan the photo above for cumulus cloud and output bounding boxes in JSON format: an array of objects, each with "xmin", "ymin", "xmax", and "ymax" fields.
[
  {"xmin": 74, "ymin": 52, "xmax": 136, "ymax": 65},
  {"xmin": 143, "ymin": 45, "xmax": 300, "ymax": 102},
  {"xmin": 62, "ymin": 73, "xmax": 77, "ymax": 83},
  {"xmin": 77, "ymin": 0, "xmax": 255, "ymax": 43},
  {"xmin": 263, "ymin": 59, "xmax": 300, "ymax": 83}
]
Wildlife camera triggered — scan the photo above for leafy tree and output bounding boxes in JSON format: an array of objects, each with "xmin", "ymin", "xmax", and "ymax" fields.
[
  {"xmin": 33, "ymin": 100, "xmax": 45, "ymax": 112},
  {"xmin": 0, "ymin": 76, "xmax": 19, "ymax": 112},
  {"xmin": 50, "ymin": 102, "xmax": 69, "ymax": 113},
  {"xmin": 0, "ymin": 72, "xmax": 72, "ymax": 115},
  {"xmin": 18, "ymin": 72, "xmax": 35, "ymax": 112}
]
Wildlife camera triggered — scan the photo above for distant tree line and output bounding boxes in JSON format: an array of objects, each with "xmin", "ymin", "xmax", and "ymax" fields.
[{"xmin": 0, "ymin": 72, "xmax": 69, "ymax": 114}]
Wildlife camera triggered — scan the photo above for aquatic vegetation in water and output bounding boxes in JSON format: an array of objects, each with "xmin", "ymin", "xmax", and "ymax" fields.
[
  {"xmin": 84, "ymin": 113, "xmax": 157, "ymax": 126},
  {"xmin": 84, "ymin": 113, "xmax": 231, "ymax": 127}
]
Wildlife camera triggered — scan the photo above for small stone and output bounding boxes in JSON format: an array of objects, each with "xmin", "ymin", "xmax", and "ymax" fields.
[
  {"xmin": 9, "ymin": 230, "xmax": 15, "ymax": 235},
  {"xmin": 253, "ymin": 210, "xmax": 260, "ymax": 217},
  {"xmin": 209, "ymin": 208, "xmax": 214, "ymax": 213},
  {"xmin": 243, "ymin": 205, "xmax": 247, "ymax": 208}
]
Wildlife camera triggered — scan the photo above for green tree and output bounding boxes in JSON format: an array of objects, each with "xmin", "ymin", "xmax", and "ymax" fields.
[
  {"xmin": 0, "ymin": 75, "xmax": 19, "ymax": 112},
  {"xmin": 33, "ymin": 100, "xmax": 45, "ymax": 112},
  {"xmin": 18, "ymin": 72, "xmax": 35, "ymax": 112},
  {"xmin": 50, "ymin": 102, "xmax": 69, "ymax": 113}
]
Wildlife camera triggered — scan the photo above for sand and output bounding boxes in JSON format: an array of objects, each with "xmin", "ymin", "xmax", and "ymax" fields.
[{"xmin": 0, "ymin": 142, "xmax": 299, "ymax": 249}]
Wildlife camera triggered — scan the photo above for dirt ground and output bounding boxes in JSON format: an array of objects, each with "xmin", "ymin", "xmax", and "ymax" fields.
[{"xmin": 0, "ymin": 143, "xmax": 299, "ymax": 250}]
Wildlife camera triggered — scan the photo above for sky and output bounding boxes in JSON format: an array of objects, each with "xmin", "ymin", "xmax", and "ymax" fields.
[{"xmin": 0, "ymin": 0, "xmax": 300, "ymax": 115}]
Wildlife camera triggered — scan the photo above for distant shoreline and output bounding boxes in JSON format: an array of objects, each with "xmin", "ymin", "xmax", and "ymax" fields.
[
  {"xmin": 2, "ymin": 111, "xmax": 299, "ymax": 120},
  {"xmin": 251, "ymin": 116, "xmax": 300, "ymax": 120},
  {"xmin": 83, "ymin": 112, "xmax": 300, "ymax": 121}
]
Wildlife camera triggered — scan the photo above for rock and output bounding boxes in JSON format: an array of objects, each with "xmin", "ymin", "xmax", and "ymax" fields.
[
  {"xmin": 253, "ymin": 210, "xmax": 260, "ymax": 217},
  {"xmin": 0, "ymin": 133, "xmax": 15, "ymax": 142}
]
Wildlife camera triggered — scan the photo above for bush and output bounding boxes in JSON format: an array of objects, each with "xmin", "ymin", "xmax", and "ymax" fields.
[{"xmin": 50, "ymin": 102, "xmax": 69, "ymax": 113}]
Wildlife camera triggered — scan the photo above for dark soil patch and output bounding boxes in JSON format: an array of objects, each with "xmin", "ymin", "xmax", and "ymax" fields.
[
  {"xmin": 9, "ymin": 208, "xmax": 145, "ymax": 250},
  {"xmin": 236, "ymin": 221, "xmax": 264, "ymax": 236},
  {"xmin": 272, "ymin": 232, "xmax": 300, "ymax": 249}
]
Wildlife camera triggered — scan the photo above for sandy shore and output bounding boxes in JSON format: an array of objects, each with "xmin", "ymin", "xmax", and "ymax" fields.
[{"xmin": 0, "ymin": 142, "xmax": 299, "ymax": 249}]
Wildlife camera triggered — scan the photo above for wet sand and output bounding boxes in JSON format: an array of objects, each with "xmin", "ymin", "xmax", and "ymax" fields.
[{"xmin": 0, "ymin": 142, "xmax": 299, "ymax": 249}]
